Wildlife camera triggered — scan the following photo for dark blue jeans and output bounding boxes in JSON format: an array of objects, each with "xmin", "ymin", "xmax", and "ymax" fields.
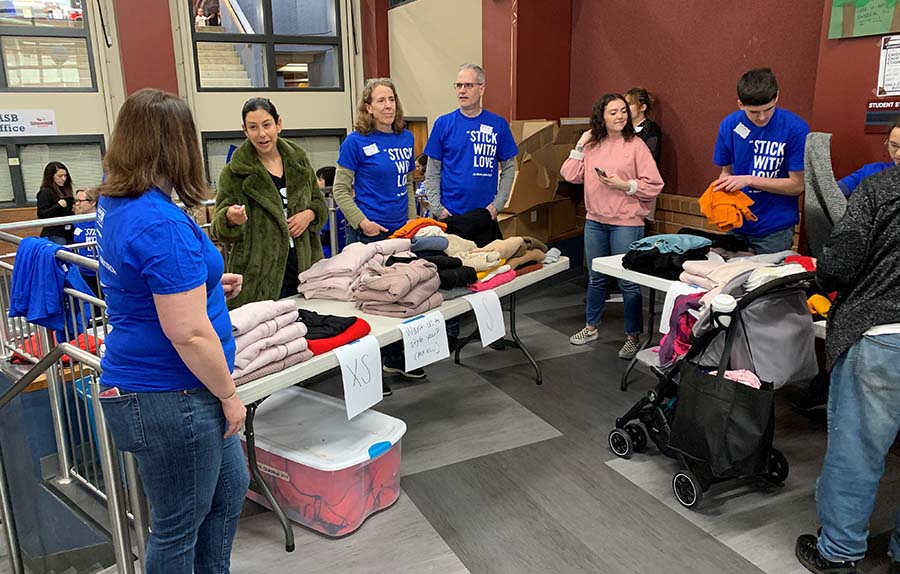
[
  {"xmin": 100, "ymin": 386, "xmax": 249, "ymax": 574},
  {"xmin": 729, "ymin": 227, "xmax": 794, "ymax": 255},
  {"xmin": 584, "ymin": 219, "xmax": 644, "ymax": 334}
]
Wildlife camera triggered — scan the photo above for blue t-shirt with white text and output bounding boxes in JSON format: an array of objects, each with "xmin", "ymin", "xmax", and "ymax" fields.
[
  {"xmin": 424, "ymin": 109, "xmax": 518, "ymax": 215},
  {"xmin": 713, "ymin": 108, "xmax": 809, "ymax": 236},
  {"xmin": 97, "ymin": 188, "xmax": 234, "ymax": 392},
  {"xmin": 337, "ymin": 129, "xmax": 414, "ymax": 232},
  {"xmin": 72, "ymin": 220, "xmax": 97, "ymax": 277}
]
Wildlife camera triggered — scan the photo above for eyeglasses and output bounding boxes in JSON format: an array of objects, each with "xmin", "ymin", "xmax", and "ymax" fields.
[
  {"xmin": 73, "ymin": 199, "xmax": 92, "ymax": 204},
  {"xmin": 886, "ymin": 140, "xmax": 900, "ymax": 154},
  {"xmin": 452, "ymin": 82, "xmax": 483, "ymax": 91}
]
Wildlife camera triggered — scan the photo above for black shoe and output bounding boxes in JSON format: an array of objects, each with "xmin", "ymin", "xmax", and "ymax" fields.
[
  {"xmin": 382, "ymin": 382, "xmax": 392, "ymax": 397},
  {"xmin": 382, "ymin": 363, "xmax": 427, "ymax": 380},
  {"xmin": 489, "ymin": 339, "xmax": 506, "ymax": 351},
  {"xmin": 792, "ymin": 392, "xmax": 829, "ymax": 412},
  {"xmin": 795, "ymin": 534, "xmax": 857, "ymax": 573}
]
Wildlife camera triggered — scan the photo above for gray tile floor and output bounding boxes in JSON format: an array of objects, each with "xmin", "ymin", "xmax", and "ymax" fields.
[{"xmin": 228, "ymin": 271, "xmax": 900, "ymax": 574}]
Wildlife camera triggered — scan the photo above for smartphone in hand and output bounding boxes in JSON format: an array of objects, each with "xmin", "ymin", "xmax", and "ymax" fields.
[{"xmin": 594, "ymin": 167, "xmax": 608, "ymax": 178}]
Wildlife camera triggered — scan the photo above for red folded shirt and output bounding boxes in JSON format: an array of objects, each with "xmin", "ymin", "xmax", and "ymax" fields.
[{"xmin": 306, "ymin": 317, "xmax": 372, "ymax": 355}]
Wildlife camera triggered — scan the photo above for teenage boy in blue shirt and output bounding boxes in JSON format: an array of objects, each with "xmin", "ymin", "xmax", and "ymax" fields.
[{"xmin": 713, "ymin": 67, "xmax": 809, "ymax": 254}]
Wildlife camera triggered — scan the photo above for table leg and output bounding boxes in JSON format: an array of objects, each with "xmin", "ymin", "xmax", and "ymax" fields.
[
  {"xmin": 620, "ymin": 288, "xmax": 657, "ymax": 392},
  {"xmin": 244, "ymin": 401, "xmax": 295, "ymax": 552},
  {"xmin": 453, "ymin": 293, "xmax": 542, "ymax": 385}
]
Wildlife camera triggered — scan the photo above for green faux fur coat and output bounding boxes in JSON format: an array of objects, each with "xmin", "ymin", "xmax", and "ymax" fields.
[{"xmin": 211, "ymin": 138, "xmax": 327, "ymax": 309}]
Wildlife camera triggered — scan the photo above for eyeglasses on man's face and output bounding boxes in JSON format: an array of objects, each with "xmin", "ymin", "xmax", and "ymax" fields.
[
  {"xmin": 453, "ymin": 82, "xmax": 482, "ymax": 91},
  {"xmin": 73, "ymin": 199, "xmax": 92, "ymax": 204},
  {"xmin": 885, "ymin": 140, "xmax": 900, "ymax": 154}
]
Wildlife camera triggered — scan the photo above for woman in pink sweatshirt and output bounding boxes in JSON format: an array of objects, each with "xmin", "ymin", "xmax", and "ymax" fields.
[{"xmin": 561, "ymin": 93, "xmax": 663, "ymax": 359}]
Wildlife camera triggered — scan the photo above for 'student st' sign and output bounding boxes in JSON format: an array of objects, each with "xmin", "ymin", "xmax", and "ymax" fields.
[{"xmin": 0, "ymin": 110, "xmax": 58, "ymax": 136}]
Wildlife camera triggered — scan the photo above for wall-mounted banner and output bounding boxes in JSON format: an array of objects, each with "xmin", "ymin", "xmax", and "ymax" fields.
[
  {"xmin": 830, "ymin": 0, "xmax": 900, "ymax": 39},
  {"xmin": 0, "ymin": 110, "xmax": 57, "ymax": 136}
]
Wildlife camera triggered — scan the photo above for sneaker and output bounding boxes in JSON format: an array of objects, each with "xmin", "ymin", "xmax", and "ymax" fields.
[
  {"xmin": 569, "ymin": 326, "xmax": 599, "ymax": 345},
  {"xmin": 618, "ymin": 336, "xmax": 640, "ymax": 360},
  {"xmin": 794, "ymin": 534, "xmax": 858, "ymax": 574},
  {"xmin": 383, "ymin": 362, "xmax": 427, "ymax": 380},
  {"xmin": 792, "ymin": 391, "xmax": 829, "ymax": 412},
  {"xmin": 382, "ymin": 382, "xmax": 392, "ymax": 397}
]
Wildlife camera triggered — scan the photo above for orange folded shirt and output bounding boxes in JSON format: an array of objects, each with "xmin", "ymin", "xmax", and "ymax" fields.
[
  {"xmin": 389, "ymin": 217, "xmax": 447, "ymax": 239},
  {"xmin": 698, "ymin": 183, "xmax": 757, "ymax": 232}
]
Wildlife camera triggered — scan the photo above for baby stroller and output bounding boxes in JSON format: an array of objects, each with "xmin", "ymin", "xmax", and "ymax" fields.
[{"xmin": 607, "ymin": 271, "xmax": 818, "ymax": 509}]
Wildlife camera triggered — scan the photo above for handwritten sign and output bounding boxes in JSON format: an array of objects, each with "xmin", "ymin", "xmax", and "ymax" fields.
[
  {"xmin": 463, "ymin": 290, "xmax": 506, "ymax": 347},
  {"xmin": 878, "ymin": 36, "xmax": 900, "ymax": 97},
  {"xmin": 398, "ymin": 312, "xmax": 450, "ymax": 371},
  {"xmin": 333, "ymin": 335, "xmax": 383, "ymax": 419}
]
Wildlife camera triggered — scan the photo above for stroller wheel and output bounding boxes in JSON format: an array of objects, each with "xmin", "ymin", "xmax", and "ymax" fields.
[
  {"xmin": 608, "ymin": 428, "xmax": 633, "ymax": 458},
  {"xmin": 624, "ymin": 423, "xmax": 648, "ymax": 452},
  {"xmin": 763, "ymin": 448, "xmax": 790, "ymax": 483},
  {"xmin": 672, "ymin": 470, "xmax": 704, "ymax": 509}
]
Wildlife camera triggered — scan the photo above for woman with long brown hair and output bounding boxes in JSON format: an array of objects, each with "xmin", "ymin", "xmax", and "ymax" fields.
[
  {"xmin": 96, "ymin": 88, "xmax": 248, "ymax": 574},
  {"xmin": 36, "ymin": 161, "xmax": 75, "ymax": 244}
]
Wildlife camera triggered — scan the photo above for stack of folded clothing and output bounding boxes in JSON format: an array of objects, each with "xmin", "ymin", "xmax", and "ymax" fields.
[
  {"xmin": 230, "ymin": 300, "xmax": 313, "ymax": 384},
  {"xmin": 389, "ymin": 217, "xmax": 447, "ymax": 239},
  {"xmin": 353, "ymin": 259, "xmax": 443, "ymax": 317},
  {"xmin": 622, "ymin": 234, "xmax": 712, "ymax": 279},
  {"xmin": 413, "ymin": 225, "xmax": 503, "ymax": 271},
  {"xmin": 299, "ymin": 309, "xmax": 372, "ymax": 355},
  {"xmin": 299, "ymin": 238, "xmax": 411, "ymax": 300},
  {"xmin": 444, "ymin": 208, "xmax": 500, "ymax": 247}
]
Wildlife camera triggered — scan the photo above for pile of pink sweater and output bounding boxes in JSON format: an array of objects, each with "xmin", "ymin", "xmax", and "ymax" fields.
[
  {"xmin": 230, "ymin": 300, "xmax": 313, "ymax": 385},
  {"xmin": 353, "ymin": 258, "xmax": 443, "ymax": 317},
  {"xmin": 298, "ymin": 239, "xmax": 412, "ymax": 301}
]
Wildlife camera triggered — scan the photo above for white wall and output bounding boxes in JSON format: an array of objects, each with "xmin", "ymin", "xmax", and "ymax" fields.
[{"xmin": 388, "ymin": 0, "xmax": 482, "ymax": 128}]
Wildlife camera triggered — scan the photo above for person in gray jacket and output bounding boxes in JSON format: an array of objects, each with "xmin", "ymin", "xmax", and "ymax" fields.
[{"xmin": 795, "ymin": 165, "xmax": 900, "ymax": 574}]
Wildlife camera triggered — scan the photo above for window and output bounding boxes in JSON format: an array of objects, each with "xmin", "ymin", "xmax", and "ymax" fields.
[
  {"xmin": 190, "ymin": 0, "xmax": 342, "ymax": 91},
  {"xmin": 202, "ymin": 130, "xmax": 344, "ymax": 189},
  {"xmin": 0, "ymin": 1, "xmax": 96, "ymax": 91},
  {"xmin": 0, "ymin": 136, "xmax": 105, "ymax": 208}
]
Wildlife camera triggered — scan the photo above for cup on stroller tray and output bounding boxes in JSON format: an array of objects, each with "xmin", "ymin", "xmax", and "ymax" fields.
[{"xmin": 711, "ymin": 294, "xmax": 737, "ymax": 329}]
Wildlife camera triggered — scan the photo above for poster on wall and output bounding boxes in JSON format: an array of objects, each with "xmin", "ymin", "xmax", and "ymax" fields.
[
  {"xmin": 0, "ymin": 110, "xmax": 57, "ymax": 136},
  {"xmin": 829, "ymin": 0, "xmax": 900, "ymax": 39},
  {"xmin": 865, "ymin": 98, "xmax": 900, "ymax": 132},
  {"xmin": 878, "ymin": 36, "xmax": 900, "ymax": 96}
]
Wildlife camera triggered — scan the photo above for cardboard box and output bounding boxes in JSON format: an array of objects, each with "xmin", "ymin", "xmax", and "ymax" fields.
[
  {"xmin": 549, "ymin": 198, "xmax": 577, "ymax": 238},
  {"xmin": 555, "ymin": 117, "xmax": 591, "ymax": 145},
  {"xmin": 510, "ymin": 120, "xmax": 556, "ymax": 161},
  {"xmin": 504, "ymin": 154, "xmax": 554, "ymax": 213},
  {"xmin": 498, "ymin": 205, "xmax": 551, "ymax": 243}
]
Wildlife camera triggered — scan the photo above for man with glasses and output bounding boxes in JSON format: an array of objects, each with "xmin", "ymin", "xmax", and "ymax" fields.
[
  {"xmin": 423, "ymin": 63, "xmax": 518, "ymax": 223},
  {"xmin": 712, "ymin": 67, "xmax": 809, "ymax": 254},
  {"xmin": 837, "ymin": 122, "xmax": 900, "ymax": 198}
]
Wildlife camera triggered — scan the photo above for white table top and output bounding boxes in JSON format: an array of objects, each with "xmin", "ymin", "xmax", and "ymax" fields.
[
  {"xmin": 591, "ymin": 254, "xmax": 677, "ymax": 292},
  {"xmin": 237, "ymin": 257, "xmax": 570, "ymax": 403}
]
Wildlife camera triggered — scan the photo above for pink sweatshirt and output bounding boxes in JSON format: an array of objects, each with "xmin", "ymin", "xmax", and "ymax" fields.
[{"xmin": 560, "ymin": 136, "xmax": 664, "ymax": 226}]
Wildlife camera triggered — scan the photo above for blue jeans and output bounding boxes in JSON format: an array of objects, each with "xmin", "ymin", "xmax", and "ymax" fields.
[
  {"xmin": 344, "ymin": 226, "xmax": 390, "ymax": 246},
  {"xmin": 100, "ymin": 387, "xmax": 250, "ymax": 574},
  {"xmin": 816, "ymin": 333, "xmax": 900, "ymax": 562},
  {"xmin": 730, "ymin": 227, "xmax": 793, "ymax": 255},
  {"xmin": 584, "ymin": 220, "xmax": 644, "ymax": 334}
]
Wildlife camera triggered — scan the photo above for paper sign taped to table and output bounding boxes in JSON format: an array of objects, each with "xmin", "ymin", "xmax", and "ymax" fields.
[
  {"xmin": 332, "ymin": 334, "xmax": 383, "ymax": 420},
  {"xmin": 399, "ymin": 312, "xmax": 450, "ymax": 372},
  {"xmin": 463, "ymin": 290, "xmax": 505, "ymax": 347}
]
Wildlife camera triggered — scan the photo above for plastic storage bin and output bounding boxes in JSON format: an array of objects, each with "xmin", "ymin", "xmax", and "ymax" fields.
[{"xmin": 241, "ymin": 386, "xmax": 406, "ymax": 537}]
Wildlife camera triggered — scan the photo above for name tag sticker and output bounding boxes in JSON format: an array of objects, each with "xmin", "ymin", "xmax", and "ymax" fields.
[
  {"xmin": 479, "ymin": 124, "xmax": 493, "ymax": 135},
  {"xmin": 363, "ymin": 143, "xmax": 379, "ymax": 156},
  {"xmin": 733, "ymin": 122, "xmax": 751, "ymax": 139}
]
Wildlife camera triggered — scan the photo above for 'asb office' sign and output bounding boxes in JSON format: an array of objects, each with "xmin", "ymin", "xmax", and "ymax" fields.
[{"xmin": 0, "ymin": 110, "xmax": 57, "ymax": 136}]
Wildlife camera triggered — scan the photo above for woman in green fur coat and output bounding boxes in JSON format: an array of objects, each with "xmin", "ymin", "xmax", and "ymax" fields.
[{"xmin": 211, "ymin": 98, "xmax": 327, "ymax": 309}]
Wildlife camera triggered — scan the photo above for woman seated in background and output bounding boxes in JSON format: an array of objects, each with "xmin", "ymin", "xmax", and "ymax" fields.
[
  {"xmin": 96, "ymin": 88, "xmax": 248, "ymax": 574},
  {"xmin": 562, "ymin": 93, "xmax": 664, "ymax": 359},
  {"xmin": 837, "ymin": 121, "xmax": 900, "ymax": 198},
  {"xmin": 36, "ymin": 161, "xmax": 75, "ymax": 245},
  {"xmin": 333, "ymin": 77, "xmax": 420, "ymax": 388},
  {"xmin": 211, "ymin": 98, "xmax": 327, "ymax": 308}
]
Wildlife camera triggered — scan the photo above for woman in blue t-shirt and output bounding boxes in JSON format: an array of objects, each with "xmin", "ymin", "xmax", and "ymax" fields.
[
  {"xmin": 333, "ymin": 77, "xmax": 420, "ymax": 389},
  {"xmin": 96, "ymin": 89, "xmax": 249, "ymax": 574},
  {"xmin": 333, "ymin": 77, "xmax": 416, "ymax": 244}
]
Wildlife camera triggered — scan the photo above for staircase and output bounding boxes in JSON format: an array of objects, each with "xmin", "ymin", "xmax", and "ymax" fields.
[{"xmin": 196, "ymin": 42, "xmax": 252, "ymax": 88}]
